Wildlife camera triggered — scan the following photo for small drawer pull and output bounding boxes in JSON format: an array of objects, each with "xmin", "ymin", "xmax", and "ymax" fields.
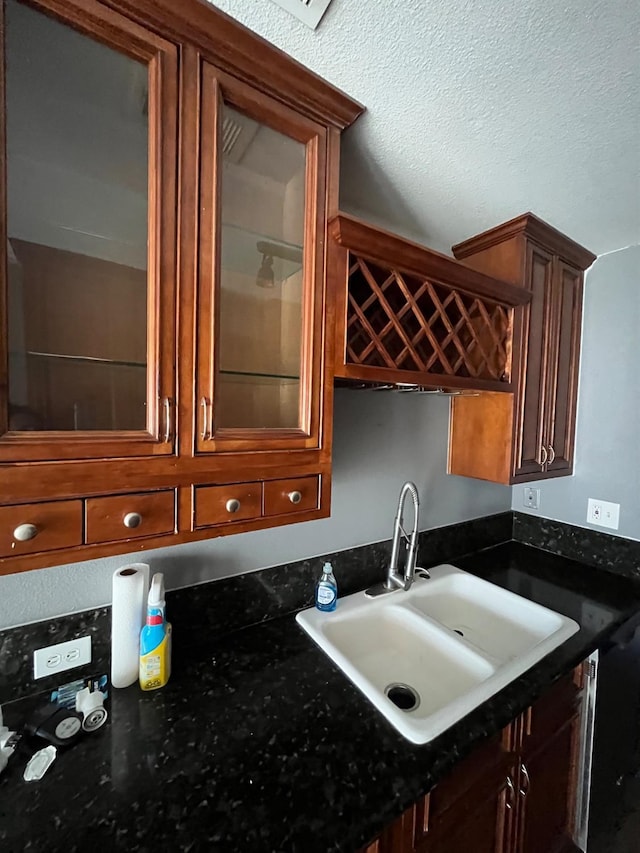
[
  {"xmin": 548, "ymin": 444, "xmax": 556, "ymax": 464},
  {"xmin": 226, "ymin": 499, "xmax": 241, "ymax": 514},
  {"xmin": 288, "ymin": 491, "xmax": 302, "ymax": 505},
  {"xmin": 13, "ymin": 523, "xmax": 38, "ymax": 542},
  {"xmin": 123, "ymin": 512, "xmax": 142, "ymax": 529}
]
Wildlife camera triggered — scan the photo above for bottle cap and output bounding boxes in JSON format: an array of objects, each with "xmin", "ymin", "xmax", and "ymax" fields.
[{"xmin": 24, "ymin": 745, "xmax": 57, "ymax": 781}]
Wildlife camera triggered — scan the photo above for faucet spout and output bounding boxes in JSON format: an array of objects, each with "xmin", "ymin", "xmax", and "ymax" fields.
[
  {"xmin": 365, "ymin": 481, "xmax": 421, "ymax": 597},
  {"xmin": 386, "ymin": 481, "xmax": 420, "ymax": 591}
]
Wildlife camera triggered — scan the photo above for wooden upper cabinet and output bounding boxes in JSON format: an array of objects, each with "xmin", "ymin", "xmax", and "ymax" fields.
[
  {"xmin": 194, "ymin": 64, "xmax": 326, "ymax": 453},
  {"xmin": 448, "ymin": 213, "xmax": 596, "ymax": 485},
  {"xmin": 0, "ymin": 0, "xmax": 178, "ymax": 462},
  {"xmin": 0, "ymin": 0, "xmax": 363, "ymax": 574}
]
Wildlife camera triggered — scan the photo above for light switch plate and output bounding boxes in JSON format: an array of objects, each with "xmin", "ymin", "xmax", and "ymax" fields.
[
  {"xmin": 33, "ymin": 636, "xmax": 92, "ymax": 679},
  {"xmin": 586, "ymin": 498, "xmax": 620, "ymax": 530}
]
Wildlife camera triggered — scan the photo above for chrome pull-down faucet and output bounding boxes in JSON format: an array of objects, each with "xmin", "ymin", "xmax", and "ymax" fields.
[{"xmin": 366, "ymin": 481, "xmax": 426, "ymax": 597}]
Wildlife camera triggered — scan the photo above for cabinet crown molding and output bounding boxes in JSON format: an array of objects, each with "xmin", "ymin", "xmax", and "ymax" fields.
[
  {"xmin": 103, "ymin": 0, "xmax": 365, "ymax": 129},
  {"xmin": 452, "ymin": 212, "xmax": 597, "ymax": 271},
  {"xmin": 330, "ymin": 213, "xmax": 531, "ymax": 307}
]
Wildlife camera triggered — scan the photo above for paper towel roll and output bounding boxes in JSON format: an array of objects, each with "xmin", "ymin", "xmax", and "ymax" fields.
[{"xmin": 111, "ymin": 563, "xmax": 149, "ymax": 689}]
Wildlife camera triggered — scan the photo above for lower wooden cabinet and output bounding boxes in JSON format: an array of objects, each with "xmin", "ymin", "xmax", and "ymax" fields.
[
  {"xmin": 516, "ymin": 670, "xmax": 583, "ymax": 853},
  {"xmin": 517, "ymin": 719, "xmax": 580, "ymax": 853},
  {"xmin": 361, "ymin": 665, "xmax": 585, "ymax": 853}
]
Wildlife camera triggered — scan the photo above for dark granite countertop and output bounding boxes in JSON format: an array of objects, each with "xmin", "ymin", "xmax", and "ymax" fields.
[{"xmin": 2, "ymin": 540, "xmax": 640, "ymax": 853}]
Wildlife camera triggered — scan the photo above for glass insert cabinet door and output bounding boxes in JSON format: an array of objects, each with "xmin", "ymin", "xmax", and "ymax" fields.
[
  {"xmin": 196, "ymin": 64, "xmax": 327, "ymax": 452},
  {"xmin": 0, "ymin": 0, "xmax": 177, "ymax": 461}
]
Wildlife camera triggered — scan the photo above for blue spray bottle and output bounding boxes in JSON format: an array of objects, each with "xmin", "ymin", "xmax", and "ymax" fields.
[{"xmin": 139, "ymin": 573, "xmax": 171, "ymax": 691}]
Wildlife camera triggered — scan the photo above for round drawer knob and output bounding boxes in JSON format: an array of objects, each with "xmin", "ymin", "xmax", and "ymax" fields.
[
  {"xmin": 288, "ymin": 491, "xmax": 302, "ymax": 505},
  {"xmin": 123, "ymin": 512, "xmax": 142, "ymax": 529},
  {"xmin": 13, "ymin": 523, "xmax": 38, "ymax": 542},
  {"xmin": 226, "ymin": 499, "xmax": 241, "ymax": 514}
]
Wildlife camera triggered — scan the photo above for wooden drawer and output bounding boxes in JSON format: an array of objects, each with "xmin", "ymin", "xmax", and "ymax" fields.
[
  {"xmin": 263, "ymin": 475, "xmax": 320, "ymax": 516},
  {"xmin": 194, "ymin": 482, "xmax": 262, "ymax": 528},
  {"xmin": 85, "ymin": 491, "xmax": 175, "ymax": 545},
  {"xmin": 0, "ymin": 500, "xmax": 83, "ymax": 558}
]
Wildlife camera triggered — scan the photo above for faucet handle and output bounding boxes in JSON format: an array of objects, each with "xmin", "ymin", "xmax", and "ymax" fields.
[{"xmin": 414, "ymin": 567, "xmax": 431, "ymax": 580}]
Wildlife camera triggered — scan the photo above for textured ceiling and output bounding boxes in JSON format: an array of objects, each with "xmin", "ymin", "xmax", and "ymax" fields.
[{"xmin": 208, "ymin": 0, "xmax": 639, "ymax": 257}]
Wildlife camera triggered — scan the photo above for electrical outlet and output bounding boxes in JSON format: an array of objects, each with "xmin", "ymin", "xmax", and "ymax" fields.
[
  {"xmin": 523, "ymin": 487, "xmax": 540, "ymax": 509},
  {"xmin": 33, "ymin": 636, "xmax": 92, "ymax": 679},
  {"xmin": 587, "ymin": 498, "xmax": 620, "ymax": 531}
]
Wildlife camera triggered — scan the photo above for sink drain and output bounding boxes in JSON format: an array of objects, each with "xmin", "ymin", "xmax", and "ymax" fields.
[{"xmin": 385, "ymin": 683, "xmax": 420, "ymax": 712}]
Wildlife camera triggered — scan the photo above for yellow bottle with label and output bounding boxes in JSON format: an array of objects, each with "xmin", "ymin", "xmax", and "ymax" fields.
[{"xmin": 139, "ymin": 573, "xmax": 172, "ymax": 691}]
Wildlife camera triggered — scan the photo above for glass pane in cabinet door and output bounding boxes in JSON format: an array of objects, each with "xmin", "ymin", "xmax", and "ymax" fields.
[
  {"xmin": 5, "ymin": 0, "xmax": 149, "ymax": 431},
  {"xmin": 217, "ymin": 103, "xmax": 305, "ymax": 430}
]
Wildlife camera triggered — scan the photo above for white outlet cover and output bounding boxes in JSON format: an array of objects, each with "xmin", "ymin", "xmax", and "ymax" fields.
[
  {"xmin": 523, "ymin": 487, "xmax": 540, "ymax": 509},
  {"xmin": 587, "ymin": 498, "xmax": 620, "ymax": 531},
  {"xmin": 33, "ymin": 636, "xmax": 92, "ymax": 679}
]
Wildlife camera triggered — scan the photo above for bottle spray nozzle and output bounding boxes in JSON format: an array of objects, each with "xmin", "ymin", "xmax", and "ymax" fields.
[{"xmin": 148, "ymin": 573, "xmax": 165, "ymax": 608}]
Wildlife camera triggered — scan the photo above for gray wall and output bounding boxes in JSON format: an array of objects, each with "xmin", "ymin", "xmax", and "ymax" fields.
[
  {"xmin": 512, "ymin": 245, "xmax": 640, "ymax": 541},
  {"xmin": 0, "ymin": 390, "xmax": 511, "ymax": 629}
]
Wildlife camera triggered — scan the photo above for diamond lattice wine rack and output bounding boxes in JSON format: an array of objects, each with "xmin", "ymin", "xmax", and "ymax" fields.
[{"xmin": 329, "ymin": 215, "xmax": 532, "ymax": 392}]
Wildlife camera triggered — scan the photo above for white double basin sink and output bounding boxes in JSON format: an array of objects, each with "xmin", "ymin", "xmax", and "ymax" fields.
[{"xmin": 296, "ymin": 564, "xmax": 579, "ymax": 744}]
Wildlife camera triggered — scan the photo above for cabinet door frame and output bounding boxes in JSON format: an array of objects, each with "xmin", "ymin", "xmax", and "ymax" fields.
[
  {"xmin": 543, "ymin": 259, "xmax": 583, "ymax": 476},
  {"xmin": 195, "ymin": 62, "xmax": 327, "ymax": 454},
  {"xmin": 0, "ymin": 0, "xmax": 177, "ymax": 461},
  {"xmin": 513, "ymin": 241, "xmax": 554, "ymax": 478},
  {"xmin": 515, "ymin": 713, "xmax": 582, "ymax": 853}
]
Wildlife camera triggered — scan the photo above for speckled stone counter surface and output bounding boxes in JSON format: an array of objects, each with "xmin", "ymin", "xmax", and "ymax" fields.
[{"xmin": 2, "ymin": 540, "xmax": 640, "ymax": 853}]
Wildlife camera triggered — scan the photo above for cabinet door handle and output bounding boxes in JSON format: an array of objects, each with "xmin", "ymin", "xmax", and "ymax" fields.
[
  {"xmin": 200, "ymin": 397, "xmax": 211, "ymax": 441},
  {"xmin": 540, "ymin": 444, "xmax": 548, "ymax": 467},
  {"xmin": 226, "ymin": 499, "xmax": 241, "ymax": 514},
  {"xmin": 505, "ymin": 776, "xmax": 516, "ymax": 810},
  {"xmin": 13, "ymin": 523, "xmax": 38, "ymax": 542},
  {"xmin": 288, "ymin": 490, "xmax": 302, "ymax": 505},
  {"xmin": 525, "ymin": 706, "xmax": 532, "ymax": 737},
  {"xmin": 123, "ymin": 512, "xmax": 142, "ymax": 529},
  {"xmin": 162, "ymin": 397, "xmax": 172, "ymax": 443},
  {"xmin": 519, "ymin": 762, "xmax": 530, "ymax": 798},
  {"xmin": 548, "ymin": 444, "xmax": 555, "ymax": 464}
]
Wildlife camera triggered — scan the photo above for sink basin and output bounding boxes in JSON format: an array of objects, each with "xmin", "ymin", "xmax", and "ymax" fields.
[
  {"xmin": 296, "ymin": 564, "xmax": 579, "ymax": 744},
  {"xmin": 322, "ymin": 604, "xmax": 496, "ymax": 738},
  {"xmin": 407, "ymin": 570, "xmax": 571, "ymax": 665}
]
